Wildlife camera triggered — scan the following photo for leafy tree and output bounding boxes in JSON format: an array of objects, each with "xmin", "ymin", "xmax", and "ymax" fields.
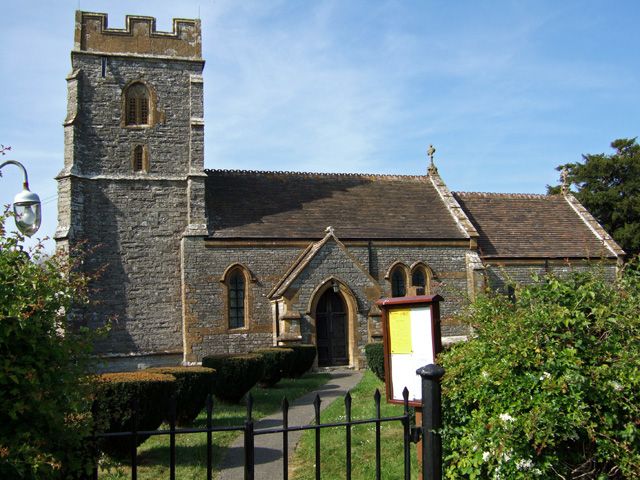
[
  {"xmin": 549, "ymin": 138, "xmax": 640, "ymax": 256},
  {"xmin": 440, "ymin": 267, "xmax": 640, "ymax": 479},
  {"xmin": 0, "ymin": 211, "xmax": 97, "ymax": 479}
]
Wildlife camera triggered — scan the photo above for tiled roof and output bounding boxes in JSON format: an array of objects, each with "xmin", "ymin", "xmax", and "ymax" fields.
[
  {"xmin": 205, "ymin": 169, "xmax": 468, "ymax": 239},
  {"xmin": 453, "ymin": 192, "xmax": 618, "ymax": 258}
]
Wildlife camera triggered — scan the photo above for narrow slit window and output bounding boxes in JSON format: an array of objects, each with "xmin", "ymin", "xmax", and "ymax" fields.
[
  {"xmin": 133, "ymin": 146, "xmax": 144, "ymax": 172},
  {"xmin": 228, "ymin": 270, "xmax": 246, "ymax": 329}
]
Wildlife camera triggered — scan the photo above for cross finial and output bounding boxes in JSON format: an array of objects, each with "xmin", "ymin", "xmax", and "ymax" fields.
[
  {"xmin": 427, "ymin": 144, "xmax": 437, "ymax": 174},
  {"xmin": 560, "ymin": 167, "xmax": 569, "ymax": 195},
  {"xmin": 325, "ymin": 225, "xmax": 335, "ymax": 235}
]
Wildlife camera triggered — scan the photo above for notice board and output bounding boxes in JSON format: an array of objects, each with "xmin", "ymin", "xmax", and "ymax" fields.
[{"xmin": 376, "ymin": 295, "xmax": 442, "ymax": 406}]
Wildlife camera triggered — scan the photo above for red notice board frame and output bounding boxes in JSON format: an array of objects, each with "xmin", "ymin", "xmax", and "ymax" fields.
[{"xmin": 376, "ymin": 295, "xmax": 443, "ymax": 407}]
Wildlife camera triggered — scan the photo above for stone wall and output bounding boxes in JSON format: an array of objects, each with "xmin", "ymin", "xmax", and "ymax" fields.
[{"xmin": 182, "ymin": 239, "xmax": 471, "ymax": 364}]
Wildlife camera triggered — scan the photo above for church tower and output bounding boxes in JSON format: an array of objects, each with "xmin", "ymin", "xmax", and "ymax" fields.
[{"xmin": 55, "ymin": 12, "xmax": 207, "ymax": 368}]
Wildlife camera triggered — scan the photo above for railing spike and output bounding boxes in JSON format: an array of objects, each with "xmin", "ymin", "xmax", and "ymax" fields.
[
  {"xmin": 344, "ymin": 392, "xmax": 352, "ymax": 411},
  {"xmin": 374, "ymin": 388, "xmax": 381, "ymax": 402},
  {"xmin": 247, "ymin": 393, "xmax": 253, "ymax": 421}
]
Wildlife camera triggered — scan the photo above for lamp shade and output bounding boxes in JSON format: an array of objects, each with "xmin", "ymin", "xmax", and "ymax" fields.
[{"xmin": 13, "ymin": 188, "xmax": 41, "ymax": 237}]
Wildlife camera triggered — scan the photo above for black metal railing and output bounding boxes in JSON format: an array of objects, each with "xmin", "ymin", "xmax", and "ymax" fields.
[{"xmin": 91, "ymin": 388, "xmax": 413, "ymax": 480}]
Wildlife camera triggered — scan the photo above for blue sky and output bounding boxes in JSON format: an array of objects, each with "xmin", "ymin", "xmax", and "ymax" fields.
[{"xmin": 1, "ymin": 1, "xmax": 639, "ymax": 250}]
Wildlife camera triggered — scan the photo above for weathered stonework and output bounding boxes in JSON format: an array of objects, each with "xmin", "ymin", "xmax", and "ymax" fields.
[{"xmin": 56, "ymin": 11, "xmax": 205, "ymax": 360}]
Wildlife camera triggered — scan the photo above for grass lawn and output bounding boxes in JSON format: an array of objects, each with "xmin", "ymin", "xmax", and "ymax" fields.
[
  {"xmin": 290, "ymin": 370, "xmax": 421, "ymax": 479},
  {"xmin": 98, "ymin": 373, "xmax": 331, "ymax": 480}
]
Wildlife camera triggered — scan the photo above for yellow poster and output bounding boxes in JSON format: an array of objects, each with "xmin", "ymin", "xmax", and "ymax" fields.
[{"xmin": 389, "ymin": 309, "xmax": 412, "ymax": 354}]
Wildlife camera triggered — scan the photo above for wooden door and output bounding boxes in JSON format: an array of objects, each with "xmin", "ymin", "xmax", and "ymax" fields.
[{"xmin": 315, "ymin": 289, "xmax": 348, "ymax": 366}]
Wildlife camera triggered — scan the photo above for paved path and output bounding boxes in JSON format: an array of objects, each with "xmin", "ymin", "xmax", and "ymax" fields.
[{"xmin": 218, "ymin": 369, "xmax": 363, "ymax": 480}]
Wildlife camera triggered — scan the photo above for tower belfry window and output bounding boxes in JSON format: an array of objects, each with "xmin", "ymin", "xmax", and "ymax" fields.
[{"xmin": 124, "ymin": 83, "xmax": 150, "ymax": 126}]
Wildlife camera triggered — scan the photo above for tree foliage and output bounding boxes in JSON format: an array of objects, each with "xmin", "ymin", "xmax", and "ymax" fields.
[
  {"xmin": 0, "ymin": 211, "xmax": 96, "ymax": 479},
  {"xmin": 440, "ymin": 267, "xmax": 640, "ymax": 479},
  {"xmin": 549, "ymin": 138, "xmax": 640, "ymax": 256}
]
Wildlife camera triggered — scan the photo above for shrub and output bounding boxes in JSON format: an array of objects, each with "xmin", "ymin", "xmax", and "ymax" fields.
[
  {"xmin": 440, "ymin": 267, "xmax": 640, "ymax": 479},
  {"xmin": 364, "ymin": 343, "xmax": 385, "ymax": 381},
  {"xmin": 283, "ymin": 344, "xmax": 317, "ymax": 377},
  {"xmin": 255, "ymin": 348, "xmax": 293, "ymax": 387},
  {"xmin": 93, "ymin": 372, "xmax": 176, "ymax": 458},
  {"xmin": 146, "ymin": 366, "xmax": 216, "ymax": 426},
  {"xmin": 0, "ymin": 211, "xmax": 96, "ymax": 480},
  {"xmin": 201, "ymin": 354, "xmax": 264, "ymax": 403}
]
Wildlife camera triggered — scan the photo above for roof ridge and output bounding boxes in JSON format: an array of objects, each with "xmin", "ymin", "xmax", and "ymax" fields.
[
  {"xmin": 204, "ymin": 168, "xmax": 427, "ymax": 180},
  {"xmin": 454, "ymin": 191, "xmax": 551, "ymax": 199}
]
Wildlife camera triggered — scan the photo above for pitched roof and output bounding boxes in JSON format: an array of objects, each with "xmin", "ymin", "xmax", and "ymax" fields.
[
  {"xmin": 453, "ymin": 192, "xmax": 620, "ymax": 259},
  {"xmin": 205, "ymin": 169, "xmax": 468, "ymax": 239}
]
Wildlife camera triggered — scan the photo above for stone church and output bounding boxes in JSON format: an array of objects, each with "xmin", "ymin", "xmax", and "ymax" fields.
[{"xmin": 55, "ymin": 12, "xmax": 624, "ymax": 371}]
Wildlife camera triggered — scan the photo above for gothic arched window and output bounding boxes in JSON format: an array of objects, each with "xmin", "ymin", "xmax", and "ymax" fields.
[
  {"xmin": 227, "ymin": 269, "xmax": 246, "ymax": 329},
  {"xmin": 124, "ymin": 82, "xmax": 150, "ymax": 126},
  {"xmin": 132, "ymin": 145, "xmax": 149, "ymax": 172},
  {"xmin": 391, "ymin": 267, "xmax": 407, "ymax": 297},
  {"xmin": 411, "ymin": 263, "xmax": 431, "ymax": 294}
]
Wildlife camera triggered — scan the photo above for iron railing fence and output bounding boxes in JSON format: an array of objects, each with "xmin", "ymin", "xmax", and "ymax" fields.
[{"xmin": 91, "ymin": 387, "xmax": 414, "ymax": 480}]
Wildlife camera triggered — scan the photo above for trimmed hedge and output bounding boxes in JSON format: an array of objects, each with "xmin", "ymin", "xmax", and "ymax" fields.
[
  {"xmin": 93, "ymin": 372, "xmax": 176, "ymax": 458},
  {"xmin": 201, "ymin": 354, "xmax": 265, "ymax": 403},
  {"xmin": 146, "ymin": 366, "xmax": 216, "ymax": 426},
  {"xmin": 283, "ymin": 344, "xmax": 317, "ymax": 377},
  {"xmin": 255, "ymin": 348, "xmax": 294, "ymax": 387},
  {"xmin": 365, "ymin": 343, "xmax": 385, "ymax": 381}
]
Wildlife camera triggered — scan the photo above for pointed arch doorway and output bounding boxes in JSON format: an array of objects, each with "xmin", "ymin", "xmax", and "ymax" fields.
[{"xmin": 315, "ymin": 288, "xmax": 348, "ymax": 367}]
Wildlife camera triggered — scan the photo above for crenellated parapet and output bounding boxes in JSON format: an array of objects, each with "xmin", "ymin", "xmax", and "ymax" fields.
[{"xmin": 74, "ymin": 11, "xmax": 201, "ymax": 59}]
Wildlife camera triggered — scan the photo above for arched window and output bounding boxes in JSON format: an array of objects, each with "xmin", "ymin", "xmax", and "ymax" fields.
[
  {"xmin": 412, "ymin": 269, "xmax": 426, "ymax": 289},
  {"xmin": 228, "ymin": 269, "xmax": 246, "ymax": 329},
  {"xmin": 411, "ymin": 263, "xmax": 432, "ymax": 294},
  {"xmin": 391, "ymin": 267, "xmax": 407, "ymax": 297},
  {"xmin": 132, "ymin": 145, "xmax": 148, "ymax": 172},
  {"xmin": 124, "ymin": 82, "xmax": 150, "ymax": 126}
]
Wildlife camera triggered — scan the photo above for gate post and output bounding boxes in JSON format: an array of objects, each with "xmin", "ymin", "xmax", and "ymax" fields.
[{"xmin": 416, "ymin": 364, "xmax": 445, "ymax": 480}]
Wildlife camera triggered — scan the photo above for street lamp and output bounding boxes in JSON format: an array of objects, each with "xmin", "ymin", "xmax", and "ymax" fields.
[{"xmin": 0, "ymin": 160, "xmax": 41, "ymax": 237}]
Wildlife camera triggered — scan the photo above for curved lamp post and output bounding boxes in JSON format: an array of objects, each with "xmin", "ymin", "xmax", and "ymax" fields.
[{"xmin": 0, "ymin": 160, "xmax": 41, "ymax": 237}]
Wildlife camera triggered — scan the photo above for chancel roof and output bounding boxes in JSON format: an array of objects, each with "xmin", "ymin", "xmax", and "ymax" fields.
[
  {"xmin": 205, "ymin": 169, "xmax": 468, "ymax": 239},
  {"xmin": 453, "ymin": 192, "xmax": 621, "ymax": 259}
]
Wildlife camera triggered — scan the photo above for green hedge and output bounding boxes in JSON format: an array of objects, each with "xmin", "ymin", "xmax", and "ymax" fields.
[
  {"xmin": 201, "ymin": 354, "xmax": 264, "ymax": 403},
  {"xmin": 93, "ymin": 372, "xmax": 176, "ymax": 458},
  {"xmin": 283, "ymin": 344, "xmax": 317, "ymax": 377},
  {"xmin": 364, "ymin": 343, "xmax": 385, "ymax": 382},
  {"xmin": 255, "ymin": 348, "xmax": 294, "ymax": 387},
  {"xmin": 146, "ymin": 366, "xmax": 216, "ymax": 426}
]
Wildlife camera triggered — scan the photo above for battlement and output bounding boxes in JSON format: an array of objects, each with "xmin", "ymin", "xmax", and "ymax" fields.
[{"xmin": 74, "ymin": 11, "xmax": 201, "ymax": 59}]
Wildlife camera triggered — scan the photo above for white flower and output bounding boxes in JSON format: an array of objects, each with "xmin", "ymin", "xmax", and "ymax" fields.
[
  {"xmin": 539, "ymin": 371, "xmax": 551, "ymax": 381},
  {"xmin": 516, "ymin": 458, "xmax": 534, "ymax": 470},
  {"xmin": 482, "ymin": 370, "xmax": 490, "ymax": 379},
  {"xmin": 610, "ymin": 381, "xmax": 623, "ymax": 392},
  {"xmin": 499, "ymin": 413, "xmax": 515, "ymax": 422},
  {"xmin": 482, "ymin": 451, "xmax": 491, "ymax": 462}
]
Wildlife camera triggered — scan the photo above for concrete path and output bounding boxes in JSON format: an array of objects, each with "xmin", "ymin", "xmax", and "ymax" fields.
[{"xmin": 218, "ymin": 369, "xmax": 363, "ymax": 480}]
